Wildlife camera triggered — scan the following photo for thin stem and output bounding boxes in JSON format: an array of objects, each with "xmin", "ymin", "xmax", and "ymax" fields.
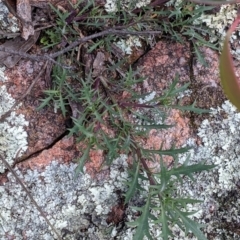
[
  {"xmin": 0, "ymin": 154, "xmax": 62, "ymax": 240},
  {"xmin": 133, "ymin": 141, "xmax": 163, "ymax": 200},
  {"xmin": 50, "ymin": 29, "xmax": 162, "ymax": 58},
  {"xmin": 0, "ymin": 29, "xmax": 161, "ymax": 64}
]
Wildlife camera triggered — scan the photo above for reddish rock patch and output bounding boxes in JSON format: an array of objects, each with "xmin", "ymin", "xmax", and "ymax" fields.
[
  {"xmin": 17, "ymin": 136, "xmax": 77, "ymax": 170},
  {"xmin": 3, "ymin": 59, "xmax": 67, "ymax": 159},
  {"xmin": 137, "ymin": 40, "xmax": 191, "ymax": 94}
]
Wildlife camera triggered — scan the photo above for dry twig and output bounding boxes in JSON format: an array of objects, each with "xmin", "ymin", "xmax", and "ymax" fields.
[
  {"xmin": 0, "ymin": 154, "xmax": 62, "ymax": 240},
  {"xmin": 0, "ymin": 28, "xmax": 161, "ymax": 65}
]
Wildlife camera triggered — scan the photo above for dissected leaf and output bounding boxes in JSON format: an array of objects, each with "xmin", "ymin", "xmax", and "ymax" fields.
[
  {"xmin": 219, "ymin": 14, "xmax": 240, "ymax": 111},
  {"xmin": 150, "ymin": 160, "xmax": 170, "ymax": 194},
  {"xmin": 175, "ymin": 208, "xmax": 207, "ymax": 240},
  {"xmin": 189, "ymin": 0, "xmax": 237, "ymax": 5},
  {"xmin": 127, "ymin": 195, "xmax": 155, "ymax": 240},
  {"xmin": 159, "ymin": 205, "xmax": 173, "ymax": 240},
  {"xmin": 143, "ymin": 146, "xmax": 191, "ymax": 157},
  {"xmin": 74, "ymin": 145, "xmax": 91, "ymax": 176},
  {"xmin": 37, "ymin": 95, "xmax": 54, "ymax": 110},
  {"xmin": 170, "ymin": 101, "xmax": 211, "ymax": 113},
  {"xmin": 168, "ymin": 161, "xmax": 215, "ymax": 182},
  {"xmin": 124, "ymin": 160, "xmax": 141, "ymax": 204}
]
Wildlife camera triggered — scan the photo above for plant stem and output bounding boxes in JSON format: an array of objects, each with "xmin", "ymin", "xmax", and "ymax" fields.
[{"xmin": 0, "ymin": 29, "xmax": 161, "ymax": 65}]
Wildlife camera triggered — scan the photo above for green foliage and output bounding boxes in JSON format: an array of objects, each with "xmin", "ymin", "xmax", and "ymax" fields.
[
  {"xmin": 37, "ymin": 0, "xmax": 219, "ymax": 239},
  {"xmin": 125, "ymin": 158, "xmax": 215, "ymax": 240},
  {"xmin": 40, "ymin": 5, "xmax": 71, "ymax": 48},
  {"xmin": 127, "ymin": 195, "xmax": 156, "ymax": 240},
  {"xmin": 39, "ymin": 0, "xmax": 220, "ymax": 62},
  {"xmin": 37, "ymin": 63, "xmax": 74, "ymax": 117},
  {"xmin": 148, "ymin": 1, "xmax": 219, "ymax": 65}
]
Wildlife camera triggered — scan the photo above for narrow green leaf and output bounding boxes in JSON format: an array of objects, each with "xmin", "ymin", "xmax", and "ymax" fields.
[
  {"xmin": 36, "ymin": 96, "xmax": 53, "ymax": 110},
  {"xmin": 170, "ymin": 101, "xmax": 211, "ymax": 113},
  {"xmin": 193, "ymin": 42, "xmax": 207, "ymax": 67},
  {"xmin": 175, "ymin": 209, "xmax": 207, "ymax": 240},
  {"xmin": 59, "ymin": 93, "xmax": 67, "ymax": 117},
  {"xmin": 74, "ymin": 145, "xmax": 91, "ymax": 176},
  {"xmin": 127, "ymin": 195, "xmax": 154, "ymax": 240},
  {"xmin": 183, "ymin": 30, "xmax": 218, "ymax": 50},
  {"xmin": 170, "ymin": 198, "xmax": 203, "ymax": 207},
  {"xmin": 190, "ymin": 0, "xmax": 238, "ymax": 5},
  {"xmin": 168, "ymin": 163, "xmax": 215, "ymax": 178},
  {"xmin": 134, "ymin": 124, "xmax": 174, "ymax": 130},
  {"xmin": 72, "ymin": 118, "xmax": 94, "ymax": 138},
  {"xmin": 124, "ymin": 161, "xmax": 141, "ymax": 204},
  {"xmin": 143, "ymin": 147, "xmax": 191, "ymax": 157},
  {"xmin": 151, "ymin": 160, "xmax": 170, "ymax": 193},
  {"xmin": 160, "ymin": 205, "xmax": 173, "ymax": 240},
  {"xmin": 88, "ymin": 39, "xmax": 104, "ymax": 53}
]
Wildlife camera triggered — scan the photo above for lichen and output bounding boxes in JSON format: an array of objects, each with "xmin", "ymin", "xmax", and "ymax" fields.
[
  {"xmin": 1, "ymin": 100, "xmax": 239, "ymax": 238},
  {"xmin": 0, "ymin": 155, "xmax": 130, "ymax": 239},
  {"xmin": 0, "ymin": 1, "xmax": 19, "ymax": 35},
  {"xmin": 193, "ymin": 4, "xmax": 237, "ymax": 41},
  {"xmin": 104, "ymin": 0, "xmax": 151, "ymax": 13},
  {"xmin": 115, "ymin": 36, "xmax": 142, "ymax": 55},
  {"xmin": 122, "ymin": 100, "xmax": 240, "ymax": 239},
  {"xmin": 192, "ymin": 3, "xmax": 240, "ymax": 60},
  {"xmin": 0, "ymin": 84, "xmax": 28, "ymax": 173},
  {"xmin": 171, "ymin": 100, "xmax": 240, "ymax": 239},
  {"xmin": 0, "ymin": 67, "xmax": 7, "ymax": 82}
]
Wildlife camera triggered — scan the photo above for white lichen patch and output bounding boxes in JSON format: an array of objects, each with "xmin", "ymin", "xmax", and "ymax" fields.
[
  {"xmin": 193, "ymin": 4, "xmax": 237, "ymax": 42},
  {"xmin": 139, "ymin": 91, "xmax": 156, "ymax": 104},
  {"xmin": 0, "ymin": 85, "xmax": 15, "ymax": 113},
  {"xmin": 2, "ymin": 99, "xmax": 239, "ymax": 239},
  {"xmin": 105, "ymin": 0, "xmax": 151, "ymax": 13},
  {"xmin": 0, "ymin": 1, "xmax": 19, "ymax": 35},
  {"xmin": 122, "ymin": 100, "xmax": 240, "ymax": 239},
  {"xmin": 0, "ymin": 85, "xmax": 28, "ymax": 173},
  {"xmin": 177, "ymin": 89, "xmax": 192, "ymax": 99},
  {"xmin": 115, "ymin": 36, "xmax": 142, "ymax": 55},
  {"xmin": 193, "ymin": 3, "xmax": 240, "ymax": 60},
  {"xmin": 166, "ymin": 0, "xmax": 237, "ymax": 44},
  {"xmin": 0, "ymin": 67, "xmax": 7, "ymax": 82},
  {"xmin": 165, "ymin": 1, "xmax": 240, "ymax": 59},
  {"xmin": 0, "ymin": 155, "xmax": 130, "ymax": 239},
  {"xmin": 169, "ymin": 100, "xmax": 240, "ymax": 239}
]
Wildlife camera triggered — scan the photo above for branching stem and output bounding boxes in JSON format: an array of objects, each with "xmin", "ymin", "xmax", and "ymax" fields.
[{"xmin": 0, "ymin": 29, "xmax": 161, "ymax": 66}]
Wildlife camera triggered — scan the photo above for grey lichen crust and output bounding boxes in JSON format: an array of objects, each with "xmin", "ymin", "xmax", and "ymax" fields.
[
  {"xmin": 121, "ymin": 101, "xmax": 240, "ymax": 239},
  {"xmin": 0, "ymin": 84, "xmax": 28, "ymax": 173},
  {"xmin": 105, "ymin": 0, "xmax": 151, "ymax": 12},
  {"xmin": 0, "ymin": 1, "xmax": 19, "ymax": 35},
  {"xmin": 193, "ymin": 3, "xmax": 240, "ymax": 60},
  {"xmin": 0, "ymin": 155, "xmax": 129, "ymax": 240},
  {"xmin": 192, "ymin": 3, "xmax": 240, "ymax": 60},
  {"xmin": 1, "ymin": 101, "xmax": 240, "ymax": 239},
  {"xmin": 172, "ymin": 100, "xmax": 240, "ymax": 239}
]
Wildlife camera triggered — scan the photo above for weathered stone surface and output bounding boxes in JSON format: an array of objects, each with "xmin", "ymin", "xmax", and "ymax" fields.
[
  {"xmin": 17, "ymin": 136, "xmax": 77, "ymax": 170},
  {"xmin": 1, "ymin": 30, "xmax": 237, "ymax": 238},
  {"xmin": 135, "ymin": 40, "xmax": 192, "ymax": 166},
  {"xmin": 137, "ymin": 40, "xmax": 191, "ymax": 94},
  {"xmin": 192, "ymin": 47, "xmax": 226, "ymax": 110},
  {"xmin": 2, "ymin": 59, "xmax": 67, "ymax": 160}
]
